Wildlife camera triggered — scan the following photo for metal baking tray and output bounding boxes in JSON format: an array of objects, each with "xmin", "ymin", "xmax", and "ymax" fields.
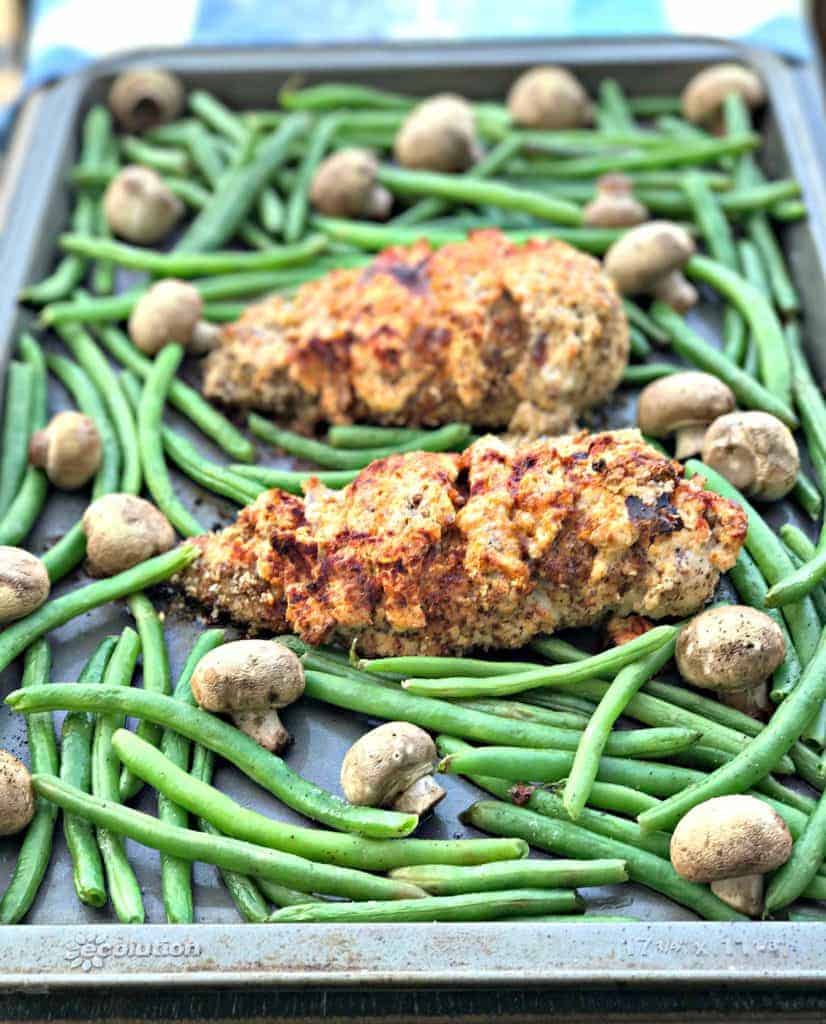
[{"xmin": 2, "ymin": 35, "xmax": 826, "ymax": 990}]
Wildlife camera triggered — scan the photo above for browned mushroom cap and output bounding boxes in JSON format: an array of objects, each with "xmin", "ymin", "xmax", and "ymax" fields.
[
  {"xmin": 676, "ymin": 605, "xmax": 785, "ymax": 693},
  {"xmin": 82, "ymin": 494, "xmax": 176, "ymax": 576},
  {"xmin": 103, "ymin": 166, "xmax": 184, "ymax": 245},
  {"xmin": 701, "ymin": 410, "xmax": 799, "ymax": 501},
  {"xmin": 507, "ymin": 66, "xmax": 591, "ymax": 129},
  {"xmin": 682, "ymin": 63, "xmax": 765, "ymax": 128},
  {"xmin": 340, "ymin": 721, "xmax": 446, "ymax": 816},
  {"xmin": 636, "ymin": 371, "xmax": 735, "ymax": 459},
  {"xmin": 603, "ymin": 221, "xmax": 697, "ymax": 311},
  {"xmin": 108, "ymin": 68, "xmax": 184, "ymax": 133},
  {"xmin": 310, "ymin": 148, "xmax": 393, "ymax": 220},
  {"xmin": 394, "ymin": 94, "xmax": 480, "ymax": 173},
  {"xmin": 29, "ymin": 410, "xmax": 102, "ymax": 490},
  {"xmin": 670, "ymin": 795, "xmax": 792, "ymax": 883},
  {"xmin": 128, "ymin": 279, "xmax": 205, "ymax": 356},
  {"xmin": 0, "ymin": 751, "xmax": 35, "ymax": 837},
  {"xmin": 583, "ymin": 173, "xmax": 649, "ymax": 228},
  {"xmin": 0, "ymin": 547, "xmax": 50, "ymax": 624}
]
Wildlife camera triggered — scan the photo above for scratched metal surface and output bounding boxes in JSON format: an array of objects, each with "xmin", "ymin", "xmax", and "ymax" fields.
[{"xmin": 0, "ymin": 36, "xmax": 825, "ymax": 989}]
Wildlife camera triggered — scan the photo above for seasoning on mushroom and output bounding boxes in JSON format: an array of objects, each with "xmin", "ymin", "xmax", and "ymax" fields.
[
  {"xmin": 108, "ymin": 68, "xmax": 185, "ymax": 133},
  {"xmin": 603, "ymin": 220, "xmax": 698, "ymax": 311},
  {"xmin": 0, "ymin": 751, "xmax": 35, "ymax": 837},
  {"xmin": 128, "ymin": 279, "xmax": 218, "ymax": 356},
  {"xmin": 507, "ymin": 65, "xmax": 592, "ymax": 129},
  {"xmin": 309, "ymin": 148, "xmax": 393, "ymax": 220},
  {"xmin": 675, "ymin": 605, "xmax": 785, "ymax": 718},
  {"xmin": 82, "ymin": 493, "xmax": 176, "ymax": 576},
  {"xmin": 0, "ymin": 547, "xmax": 50, "ymax": 625},
  {"xmin": 670, "ymin": 794, "xmax": 792, "ymax": 916},
  {"xmin": 340, "ymin": 721, "xmax": 446, "ymax": 816},
  {"xmin": 636, "ymin": 371, "xmax": 735, "ymax": 459},
  {"xmin": 29, "ymin": 410, "xmax": 102, "ymax": 490},
  {"xmin": 394, "ymin": 94, "xmax": 480, "ymax": 173},
  {"xmin": 103, "ymin": 165, "xmax": 184, "ymax": 245},
  {"xmin": 583, "ymin": 174, "xmax": 649, "ymax": 228},
  {"xmin": 701, "ymin": 410, "xmax": 799, "ymax": 502},
  {"xmin": 190, "ymin": 640, "xmax": 305, "ymax": 753},
  {"xmin": 682, "ymin": 63, "xmax": 765, "ymax": 131}
]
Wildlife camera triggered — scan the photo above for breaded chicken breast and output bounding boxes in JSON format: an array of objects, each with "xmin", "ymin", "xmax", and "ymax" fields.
[
  {"xmin": 177, "ymin": 430, "xmax": 746, "ymax": 656},
  {"xmin": 202, "ymin": 230, "xmax": 628, "ymax": 433}
]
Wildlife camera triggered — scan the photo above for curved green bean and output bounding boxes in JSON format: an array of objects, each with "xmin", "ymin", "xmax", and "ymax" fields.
[
  {"xmin": 387, "ymin": 858, "xmax": 627, "ymax": 895},
  {"xmin": 281, "ymin": 82, "xmax": 413, "ymax": 111},
  {"xmin": 229, "ymin": 463, "xmax": 358, "ymax": 493},
  {"xmin": 766, "ymin": 784, "xmax": 826, "ymax": 913},
  {"xmin": 622, "ymin": 363, "xmax": 677, "ymax": 385},
  {"xmin": 120, "ymin": 136, "xmax": 189, "ymax": 174}
]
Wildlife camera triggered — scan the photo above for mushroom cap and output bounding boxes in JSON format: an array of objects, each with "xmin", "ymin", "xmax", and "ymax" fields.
[
  {"xmin": 309, "ymin": 148, "xmax": 392, "ymax": 220},
  {"xmin": 108, "ymin": 67, "xmax": 185, "ymax": 133},
  {"xmin": 603, "ymin": 221, "xmax": 695, "ymax": 295},
  {"xmin": 670, "ymin": 795, "xmax": 792, "ymax": 882},
  {"xmin": 82, "ymin": 493, "xmax": 176, "ymax": 576},
  {"xmin": 636, "ymin": 371, "xmax": 735, "ymax": 438},
  {"xmin": 394, "ymin": 94, "xmax": 479, "ymax": 173},
  {"xmin": 0, "ymin": 751, "xmax": 35, "ymax": 837},
  {"xmin": 507, "ymin": 65, "xmax": 591, "ymax": 129},
  {"xmin": 190, "ymin": 640, "xmax": 305, "ymax": 713},
  {"xmin": 701, "ymin": 410, "xmax": 799, "ymax": 501},
  {"xmin": 0, "ymin": 547, "xmax": 50, "ymax": 625},
  {"xmin": 676, "ymin": 605, "xmax": 786, "ymax": 692},
  {"xmin": 103, "ymin": 165, "xmax": 183, "ymax": 245},
  {"xmin": 583, "ymin": 174, "xmax": 649, "ymax": 228},
  {"xmin": 29, "ymin": 410, "xmax": 102, "ymax": 490},
  {"xmin": 128, "ymin": 279, "xmax": 204, "ymax": 355},
  {"xmin": 682, "ymin": 63, "xmax": 765, "ymax": 126},
  {"xmin": 340, "ymin": 721, "xmax": 437, "ymax": 807}
]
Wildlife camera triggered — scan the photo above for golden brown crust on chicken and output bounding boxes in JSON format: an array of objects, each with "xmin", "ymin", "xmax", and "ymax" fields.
[
  {"xmin": 201, "ymin": 230, "xmax": 628, "ymax": 431},
  {"xmin": 177, "ymin": 430, "xmax": 746, "ymax": 656}
]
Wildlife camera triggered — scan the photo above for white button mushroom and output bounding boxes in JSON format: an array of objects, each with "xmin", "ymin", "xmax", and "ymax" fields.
[
  {"xmin": 0, "ymin": 751, "xmax": 35, "ymax": 837},
  {"xmin": 340, "ymin": 721, "xmax": 446, "ymax": 816},
  {"xmin": 394, "ymin": 94, "xmax": 480, "ymax": 173},
  {"xmin": 603, "ymin": 221, "xmax": 698, "ymax": 311},
  {"xmin": 583, "ymin": 173, "xmax": 649, "ymax": 228},
  {"xmin": 701, "ymin": 410, "xmax": 799, "ymax": 502},
  {"xmin": 636, "ymin": 371, "xmax": 736, "ymax": 460},
  {"xmin": 0, "ymin": 547, "xmax": 50, "ymax": 624},
  {"xmin": 676, "ymin": 605, "xmax": 785, "ymax": 718},
  {"xmin": 108, "ymin": 67, "xmax": 185, "ymax": 133},
  {"xmin": 190, "ymin": 640, "xmax": 305, "ymax": 753},
  {"xmin": 670, "ymin": 795, "xmax": 792, "ymax": 917},
  {"xmin": 29, "ymin": 410, "xmax": 102, "ymax": 490},
  {"xmin": 681, "ymin": 63, "xmax": 765, "ymax": 130},
  {"xmin": 310, "ymin": 148, "xmax": 393, "ymax": 220},
  {"xmin": 103, "ymin": 165, "xmax": 184, "ymax": 245},
  {"xmin": 507, "ymin": 66, "xmax": 592, "ymax": 129},
  {"xmin": 128, "ymin": 279, "xmax": 218, "ymax": 356},
  {"xmin": 82, "ymin": 493, "xmax": 176, "ymax": 576}
]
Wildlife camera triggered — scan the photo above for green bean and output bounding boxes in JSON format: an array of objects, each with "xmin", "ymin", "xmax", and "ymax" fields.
[
  {"xmin": 377, "ymin": 165, "xmax": 583, "ymax": 226},
  {"xmin": 188, "ymin": 91, "xmax": 246, "ymax": 143},
  {"xmin": 0, "ymin": 641, "xmax": 58, "ymax": 923},
  {"xmin": 202, "ymin": 301, "xmax": 249, "ymax": 321},
  {"xmin": 621, "ymin": 298, "xmax": 669, "ymax": 344},
  {"xmin": 454, "ymin": 698, "xmax": 590, "ymax": 731},
  {"xmin": 32, "ymin": 776, "xmax": 426, "ymax": 904},
  {"xmin": 61, "ymin": 637, "xmax": 116, "ymax": 908},
  {"xmin": 164, "ymin": 171, "xmax": 276, "ymax": 250},
  {"xmin": 622, "ymin": 363, "xmax": 677, "ymax": 385},
  {"xmin": 792, "ymin": 473, "xmax": 823, "ymax": 520},
  {"xmin": 283, "ymin": 114, "xmax": 338, "ymax": 242},
  {"xmin": 255, "ymin": 878, "xmax": 323, "ymax": 907},
  {"xmin": 766, "ymin": 539, "xmax": 826, "ymax": 609},
  {"xmin": 92, "ymin": 189, "xmax": 116, "ymax": 296},
  {"xmin": 0, "ymin": 336, "xmax": 49, "ymax": 546},
  {"xmin": 91, "ymin": 628, "xmax": 144, "ymax": 923},
  {"xmin": 399, "ymin": 625, "xmax": 677, "ymax": 698},
  {"xmin": 176, "ymin": 114, "xmax": 308, "ymax": 252},
  {"xmin": 785, "ymin": 545, "xmax": 826, "ymax": 627},
  {"xmin": 0, "ymin": 362, "xmax": 35, "ymax": 517},
  {"xmin": 747, "ymin": 214, "xmax": 799, "ymax": 316},
  {"xmin": 564, "ymin": 637, "xmax": 678, "ymax": 821},
  {"xmin": 41, "ymin": 286, "xmax": 144, "ymax": 326},
  {"xmin": 361, "ymin": 655, "xmax": 538, "ymax": 678},
  {"xmin": 772, "ymin": 199, "xmax": 806, "ymax": 222},
  {"xmin": 271, "ymin": 888, "xmax": 580, "ymax": 924},
  {"xmin": 138, "ymin": 344, "xmax": 203, "ymax": 536},
  {"xmin": 59, "ymin": 232, "xmax": 326, "ymax": 277},
  {"xmin": 682, "ymin": 170, "xmax": 738, "ymax": 266},
  {"xmin": 327, "ymin": 424, "xmax": 429, "ymax": 449},
  {"xmin": 120, "ymin": 136, "xmax": 189, "ymax": 175},
  {"xmin": 113, "ymin": 729, "xmax": 527, "ymax": 870},
  {"xmin": 258, "ymin": 187, "xmax": 285, "ymax": 234},
  {"xmin": 229, "ymin": 463, "xmax": 358, "ymax": 493},
  {"xmin": 184, "ymin": 124, "xmax": 226, "ymax": 186},
  {"xmin": 249, "ymin": 415, "xmax": 470, "ymax": 469},
  {"xmin": 304, "ymin": 668, "xmax": 698, "ymax": 759},
  {"xmin": 597, "ymin": 79, "xmax": 636, "ymax": 132},
  {"xmin": 650, "ymin": 302, "xmax": 797, "ymax": 427},
  {"xmin": 566, "ymin": 781, "xmax": 660, "ymax": 818},
  {"xmin": 458, "ymin": 798, "xmax": 743, "ymax": 922},
  {"xmin": 281, "ymin": 82, "xmax": 413, "ymax": 111},
  {"xmin": 628, "ymin": 96, "xmax": 683, "ymax": 116},
  {"xmin": 9, "ymin": 684, "xmax": 418, "ymax": 839},
  {"xmin": 95, "ymin": 324, "xmax": 254, "ymax": 463},
  {"xmin": 766, "ymin": 783, "xmax": 826, "ymax": 912},
  {"xmin": 638, "ymin": 625, "xmax": 826, "ymax": 833},
  {"xmin": 655, "ymin": 115, "xmax": 710, "ymax": 140},
  {"xmin": 628, "ymin": 325, "xmax": 652, "ymax": 360}
]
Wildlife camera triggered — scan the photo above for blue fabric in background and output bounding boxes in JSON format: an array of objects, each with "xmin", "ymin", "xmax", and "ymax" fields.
[{"xmin": 1, "ymin": 0, "xmax": 811, "ymax": 137}]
